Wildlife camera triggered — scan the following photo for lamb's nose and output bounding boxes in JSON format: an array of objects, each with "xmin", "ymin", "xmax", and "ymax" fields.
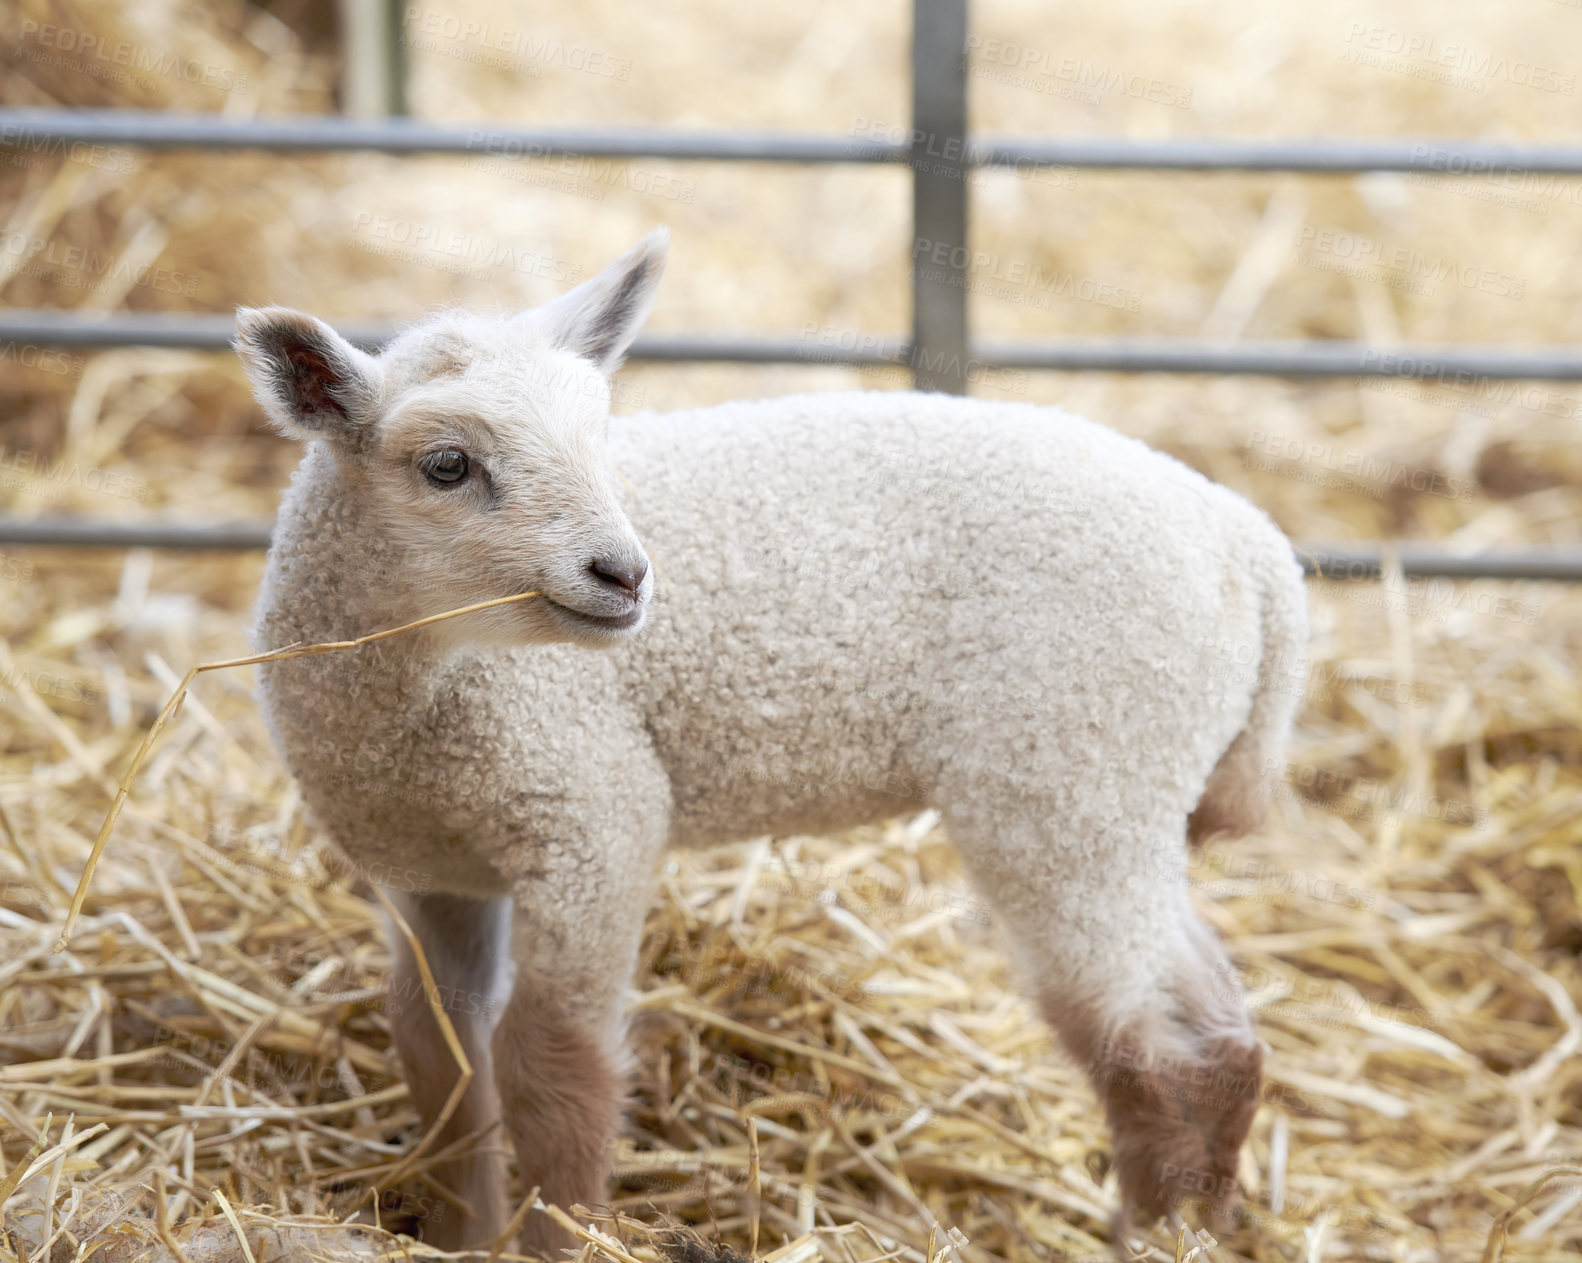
[{"xmin": 589, "ymin": 556, "xmax": 648, "ymax": 594}]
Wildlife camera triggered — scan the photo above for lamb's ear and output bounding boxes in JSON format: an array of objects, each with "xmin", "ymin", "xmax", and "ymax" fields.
[
  {"xmin": 233, "ymin": 306, "xmax": 383, "ymax": 442},
  {"xmin": 528, "ymin": 229, "xmax": 668, "ymax": 374}
]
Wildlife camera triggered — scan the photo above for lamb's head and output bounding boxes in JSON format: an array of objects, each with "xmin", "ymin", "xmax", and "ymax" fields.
[{"xmin": 236, "ymin": 231, "xmax": 667, "ymax": 650}]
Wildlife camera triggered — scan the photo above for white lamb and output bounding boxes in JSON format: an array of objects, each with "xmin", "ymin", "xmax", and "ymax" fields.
[{"xmin": 236, "ymin": 230, "xmax": 1307, "ymax": 1253}]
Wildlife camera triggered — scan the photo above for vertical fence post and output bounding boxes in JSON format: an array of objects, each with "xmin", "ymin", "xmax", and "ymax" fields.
[
  {"xmin": 339, "ymin": 0, "xmax": 408, "ymax": 117},
  {"xmin": 910, "ymin": 0, "xmax": 970, "ymax": 394},
  {"xmin": 384, "ymin": 0, "xmax": 410, "ymax": 116}
]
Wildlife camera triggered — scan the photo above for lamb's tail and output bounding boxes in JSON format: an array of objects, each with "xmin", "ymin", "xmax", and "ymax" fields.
[{"xmin": 1188, "ymin": 547, "xmax": 1308, "ymax": 846}]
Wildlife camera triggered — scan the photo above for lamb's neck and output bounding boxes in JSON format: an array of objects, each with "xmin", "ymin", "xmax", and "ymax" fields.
[{"xmin": 261, "ymin": 451, "xmax": 440, "ymax": 703}]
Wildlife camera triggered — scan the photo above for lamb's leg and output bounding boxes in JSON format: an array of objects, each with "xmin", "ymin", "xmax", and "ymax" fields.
[
  {"xmin": 942, "ymin": 799, "xmax": 1262, "ymax": 1236},
  {"xmin": 1053, "ymin": 907, "xmax": 1263, "ymax": 1239},
  {"xmin": 493, "ymin": 968, "xmax": 624, "ymax": 1251},
  {"xmin": 494, "ymin": 851, "xmax": 661, "ymax": 1254},
  {"xmin": 385, "ymin": 891, "xmax": 512, "ymax": 1249}
]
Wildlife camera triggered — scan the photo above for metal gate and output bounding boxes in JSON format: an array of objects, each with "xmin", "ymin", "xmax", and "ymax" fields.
[{"xmin": 3, "ymin": 0, "xmax": 1581, "ymax": 580}]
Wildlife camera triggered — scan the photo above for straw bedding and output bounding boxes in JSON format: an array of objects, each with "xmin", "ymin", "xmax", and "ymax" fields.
[{"xmin": 2, "ymin": 0, "xmax": 1581, "ymax": 1258}]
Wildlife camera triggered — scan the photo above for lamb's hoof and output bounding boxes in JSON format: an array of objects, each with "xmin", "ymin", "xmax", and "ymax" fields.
[
  {"xmin": 1108, "ymin": 1206, "xmax": 1145, "ymax": 1259},
  {"xmin": 1109, "ymin": 1189, "xmax": 1244, "ymax": 1260},
  {"xmin": 1101, "ymin": 1034, "xmax": 1263, "ymax": 1226}
]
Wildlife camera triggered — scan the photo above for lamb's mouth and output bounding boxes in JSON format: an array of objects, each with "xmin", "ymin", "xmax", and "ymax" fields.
[{"xmin": 543, "ymin": 596, "xmax": 645, "ymax": 632}]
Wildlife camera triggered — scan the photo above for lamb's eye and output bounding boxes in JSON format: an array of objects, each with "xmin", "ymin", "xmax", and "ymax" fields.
[{"xmin": 420, "ymin": 449, "xmax": 469, "ymax": 485}]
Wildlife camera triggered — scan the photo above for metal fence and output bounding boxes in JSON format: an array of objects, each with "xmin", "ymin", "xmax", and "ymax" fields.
[{"xmin": 3, "ymin": 0, "xmax": 1581, "ymax": 580}]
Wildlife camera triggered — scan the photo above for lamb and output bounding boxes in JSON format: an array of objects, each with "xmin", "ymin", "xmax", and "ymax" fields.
[{"xmin": 235, "ymin": 229, "xmax": 1308, "ymax": 1254}]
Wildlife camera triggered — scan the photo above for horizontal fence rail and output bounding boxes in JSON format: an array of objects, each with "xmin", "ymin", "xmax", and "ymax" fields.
[
  {"xmin": 976, "ymin": 137, "xmax": 1582, "ymax": 174},
  {"xmin": 1299, "ymin": 546, "xmax": 1582, "ymax": 583},
  {"xmin": 0, "ymin": 312, "xmax": 904, "ymax": 366},
  {"xmin": 7, "ymin": 313, "xmax": 1582, "ymax": 381},
  {"xmin": 0, "ymin": 109, "xmax": 906, "ymax": 164},
  {"xmin": 977, "ymin": 339, "xmax": 1582, "ymax": 379},
  {"xmin": 0, "ymin": 518, "xmax": 1574, "ymax": 581},
  {"xmin": 9, "ymin": 109, "xmax": 1582, "ymax": 174},
  {"xmin": 0, "ymin": 520, "xmax": 278, "ymax": 550}
]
